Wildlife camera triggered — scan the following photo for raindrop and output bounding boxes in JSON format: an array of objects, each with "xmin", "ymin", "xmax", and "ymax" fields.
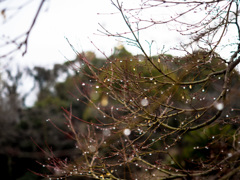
[
  {"xmin": 103, "ymin": 129, "xmax": 111, "ymax": 136},
  {"xmin": 123, "ymin": 128, "xmax": 131, "ymax": 136},
  {"xmin": 228, "ymin": 153, "xmax": 232, "ymax": 157},
  {"xmin": 141, "ymin": 98, "xmax": 149, "ymax": 106},
  {"xmin": 89, "ymin": 145, "xmax": 96, "ymax": 152},
  {"xmin": 214, "ymin": 102, "xmax": 224, "ymax": 110}
]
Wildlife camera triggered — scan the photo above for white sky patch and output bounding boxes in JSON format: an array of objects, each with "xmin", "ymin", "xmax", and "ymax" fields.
[{"xmin": 0, "ymin": 0, "xmax": 237, "ymax": 69}]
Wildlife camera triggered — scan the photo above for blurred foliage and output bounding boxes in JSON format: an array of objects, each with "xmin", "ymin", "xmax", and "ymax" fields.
[{"xmin": 1, "ymin": 46, "xmax": 240, "ymax": 179}]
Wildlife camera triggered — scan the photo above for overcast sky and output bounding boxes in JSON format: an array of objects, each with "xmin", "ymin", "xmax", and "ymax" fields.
[
  {"xmin": 1, "ymin": 0, "xmax": 237, "ymax": 68},
  {"xmin": 0, "ymin": 0, "xmax": 186, "ymax": 69},
  {"xmin": 1, "ymin": 0, "xmax": 118, "ymax": 68}
]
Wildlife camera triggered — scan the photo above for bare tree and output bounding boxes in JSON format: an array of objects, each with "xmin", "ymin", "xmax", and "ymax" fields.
[
  {"xmin": 30, "ymin": 0, "xmax": 240, "ymax": 179},
  {"xmin": 0, "ymin": 0, "xmax": 46, "ymax": 60}
]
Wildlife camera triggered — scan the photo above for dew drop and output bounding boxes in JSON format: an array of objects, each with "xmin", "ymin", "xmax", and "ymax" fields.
[
  {"xmin": 103, "ymin": 129, "xmax": 111, "ymax": 136},
  {"xmin": 89, "ymin": 145, "xmax": 96, "ymax": 152},
  {"xmin": 141, "ymin": 97, "xmax": 149, "ymax": 106},
  {"xmin": 228, "ymin": 153, "xmax": 232, "ymax": 157},
  {"xmin": 123, "ymin": 128, "xmax": 131, "ymax": 136},
  {"xmin": 214, "ymin": 102, "xmax": 224, "ymax": 110}
]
